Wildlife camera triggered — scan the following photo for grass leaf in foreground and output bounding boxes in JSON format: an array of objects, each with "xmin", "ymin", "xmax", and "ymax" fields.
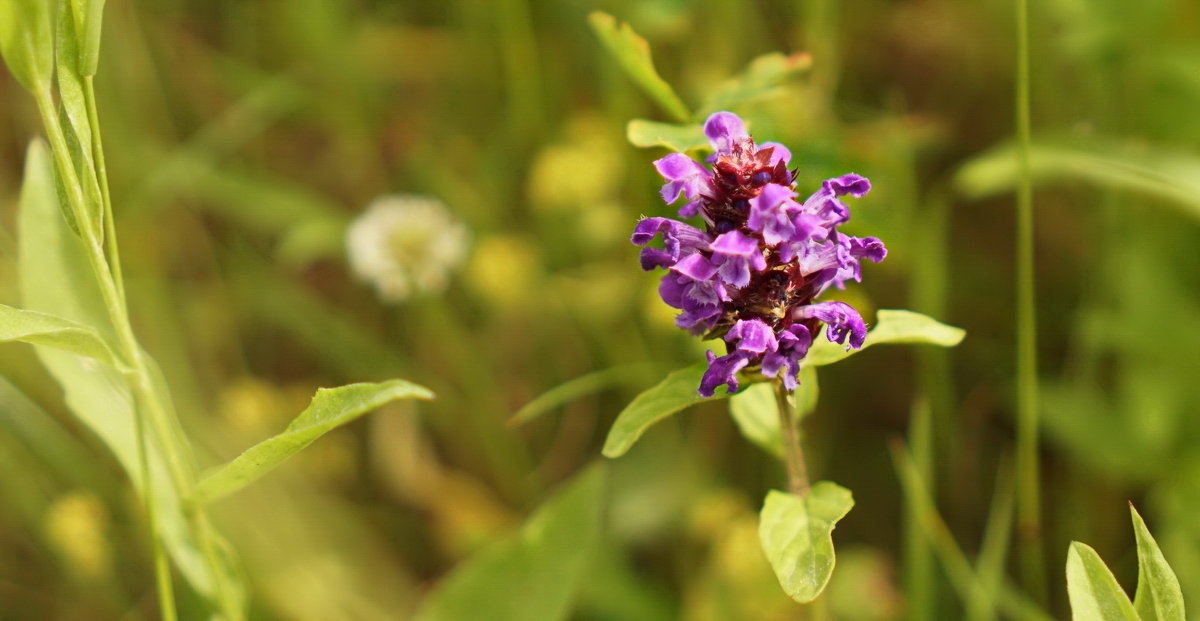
[
  {"xmin": 1066, "ymin": 542, "xmax": 1140, "ymax": 621},
  {"xmin": 1131, "ymin": 505, "xmax": 1186, "ymax": 621},
  {"xmin": 804, "ymin": 309, "xmax": 965, "ymax": 367},
  {"xmin": 588, "ymin": 11, "xmax": 690, "ymax": 122},
  {"xmin": 194, "ymin": 380, "xmax": 433, "ymax": 503},
  {"xmin": 414, "ymin": 466, "xmax": 606, "ymax": 621},
  {"xmin": 759, "ymin": 482, "xmax": 854, "ymax": 603}
]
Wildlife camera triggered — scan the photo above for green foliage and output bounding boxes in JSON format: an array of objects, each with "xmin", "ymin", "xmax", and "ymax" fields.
[
  {"xmin": 758, "ymin": 483, "xmax": 854, "ymax": 603},
  {"xmin": 510, "ymin": 363, "xmax": 656, "ymax": 425},
  {"xmin": 0, "ymin": 303, "xmax": 120, "ymax": 368},
  {"xmin": 194, "ymin": 380, "xmax": 434, "ymax": 504},
  {"xmin": 697, "ymin": 52, "xmax": 813, "ymax": 118},
  {"xmin": 68, "ymin": 0, "xmax": 106, "ymax": 76},
  {"xmin": 728, "ymin": 368, "xmax": 817, "ymax": 458},
  {"xmin": 1131, "ymin": 506, "xmax": 1186, "ymax": 621},
  {"xmin": 414, "ymin": 466, "xmax": 606, "ymax": 621},
  {"xmin": 601, "ymin": 362, "xmax": 713, "ymax": 458},
  {"xmin": 1066, "ymin": 506, "xmax": 1187, "ymax": 621},
  {"xmin": 804, "ymin": 310, "xmax": 966, "ymax": 367},
  {"xmin": 1066, "ymin": 543, "xmax": 1140, "ymax": 621},
  {"xmin": 54, "ymin": 2, "xmax": 104, "ymax": 239},
  {"xmin": 587, "ymin": 11, "xmax": 690, "ymax": 123},
  {"xmin": 626, "ymin": 119, "xmax": 708, "ymax": 153},
  {"xmin": 0, "ymin": 0, "xmax": 53, "ymax": 91}
]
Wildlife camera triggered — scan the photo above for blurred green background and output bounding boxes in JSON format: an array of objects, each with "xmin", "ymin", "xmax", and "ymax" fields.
[{"xmin": 2, "ymin": 0, "xmax": 1199, "ymax": 618}]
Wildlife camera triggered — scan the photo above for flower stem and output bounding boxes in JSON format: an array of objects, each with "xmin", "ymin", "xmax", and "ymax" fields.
[
  {"xmin": 775, "ymin": 382, "xmax": 809, "ymax": 496},
  {"xmin": 1014, "ymin": 0, "xmax": 1046, "ymax": 602}
]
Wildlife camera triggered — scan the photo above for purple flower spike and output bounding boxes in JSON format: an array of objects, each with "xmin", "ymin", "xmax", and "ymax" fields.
[
  {"xmin": 709, "ymin": 230, "xmax": 765, "ymax": 288},
  {"xmin": 762, "ymin": 324, "xmax": 813, "ymax": 390},
  {"xmin": 794, "ymin": 301, "xmax": 867, "ymax": 349},
  {"xmin": 699, "ymin": 350, "xmax": 752, "ymax": 397},
  {"xmin": 704, "ymin": 111, "xmax": 751, "ymax": 154},
  {"xmin": 726, "ymin": 318, "xmax": 778, "ymax": 354}
]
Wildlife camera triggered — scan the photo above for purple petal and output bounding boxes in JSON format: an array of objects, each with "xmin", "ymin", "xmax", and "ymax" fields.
[
  {"xmin": 704, "ymin": 111, "xmax": 750, "ymax": 154},
  {"xmin": 747, "ymin": 183, "xmax": 801, "ymax": 246},
  {"xmin": 670, "ymin": 253, "xmax": 717, "ymax": 281},
  {"xmin": 654, "ymin": 153, "xmax": 711, "ymax": 204},
  {"xmin": 709, "ymin": 230, "xmax": 759, "ymax": 257},
  {"xmin": 793, "ymin": 301, "xmax": 867, "ymax": 349},
  {"xmin": 757, "ymin": 142, "xmax": 792, "ymax": 166},
  {"xmin": 631, "ymin": 217, "xmax": 711, "ymax": 265},
  {"xmin": 823, "ymin": 174, "xmax": 871, "ymax": 198},
  {"xmin": 699, "ymin": 350, "xmax": 751, "ymax": 397},
  {"xmin": 725, "ymin": 319, "xmax": 778, "ymax": 354}
]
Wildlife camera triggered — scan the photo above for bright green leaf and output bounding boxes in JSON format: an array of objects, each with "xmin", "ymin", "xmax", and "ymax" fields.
[
  {"xmin": 18, "ymin": 139, "xmax": 242, "ymax": 609},
  {"xmin": 70, "ymin": 0, "xmax": 106, "ymax": 76},
  {"xmin": 194, "ymin": 380, "xmax": 434, "ymax": 503},
  {"xmin": 1066, "ymin": 542, "xmax": 1140, "ymax": 621},
  {"xmin": 759, "ymin": 482, "xmax": 855, "ymax": 603},
  {"xmin": 699, "ymin": 52, "xmax": 813, "ymax": 117},
  {"xmin": 588, "ymin": 12, "xmax": 690, "ymax": 122},
  {"xmin": 0, "ymin": 303, "xmax": 119, "ymax": 367},
  {"xmin": 414, "ymin": 466, "xmax": 606, "ymax": 621},
  {"xmin": 805, "ymin": 309, "xmax": 966, "ymax": 367},
  {"xmin": 626, "ymin": 119, "xmax": 708, "ymax": 152},
  {"xmin": 1131, "ymin": 505, "xmax": 1186, "ymax": 621},
  {"xmin": 511, "ymin": 363, "xmax": 656, "ymax": 425},
  {"xmin": 54, "ymin": 3, "xmax": 105, "ymax": 239},
  {"xmin": 956, "ymin": 139, "xmax": 1200, "ymax": 223},
  {"xmin": 602, "ymin": 362, "xmax": 722, "ymax": 458},
  {"xmin": 729, "ymin": 369, "xmax": 817, "ymax": 458},
  {"xmin": 0, "ymin": 0, "xmax": 54, "ymax": 92}
]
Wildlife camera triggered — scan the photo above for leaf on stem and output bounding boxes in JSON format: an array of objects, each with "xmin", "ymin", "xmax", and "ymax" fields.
[
  {"xmin": 0, "ymin": 303, "xmax": 119, "ymax": 367},
  {"xmin": 804, "ymin": 309, "xmax": 966, "ymax": 367},
  {"xmin": 601, "ymin": 362, "xmax": 719, "ymax": 458},
  {"xmin": 0, "ymin": 0, "xmax": 54, "ymax": 92},
  {"xmin": 1066, "ymin": 542, "xmax": 1140, "ymax": 621},
  {"xmin": 1131, "ymin": 505, "xmax": 1186, "ymax": 621},
  {"xmin": 194, "ymin": 380, "xmax": 434, "ymax": 503},
  {"xmin": 626, "ymin": 119, "xmax": 708, "ymax": 152},
  {"xmin": 698, "ymin": 52, "xmax": 813, "ymax": 117},
  {"xmin": 587, "ymin": 12, "xmax": 690, "ymax": 123},
  {"xmin": 69, "ymin": 0, "xmax": 106, "ymax": 76},
  {"xmin": 414, "ymin": 466, "xmax": 606, "ymax": 621},
  {"xmin": 55, "ymin": 3, "xmax": 105, "ymax": 238},
  {"xmin": 759, "ymin": 482, "xmax": 854, "ymax": 603}
]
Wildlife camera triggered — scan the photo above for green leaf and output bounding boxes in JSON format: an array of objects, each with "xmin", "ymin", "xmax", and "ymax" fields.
[
  {"xmin": 699, "ymin": 52, "xmax": 813, "ymax": 117},
  {"xmin": 194, "ymin": 380, "xmax": 434, "ymax": 503},
  {"xmin": 1131, "ymin": 505, "xmax": 1186, "ymax": 621},
  {"xmin": 0, "ymin": 303, "xmax": 119, "ymax": 367},
  {"xmin": 626, "ymin": 119, "xmax": 708, "ymax": 152},
  {"xmin": 759, "ymin": 482, "xmax": 855, "ymax": 603},
  {"xmin": 414, "ymin": 466, "xmax": 607, "ymax": 621},
  {"xmin": 728, "ymin": 368, "xmax": 818, "ymax": 458},
  {"xmin": 955, "ymin": 139, "xmax": 1200, "ymax": 223},
  {"xmin": 805, "ymin": 309, "xmax": 966, "ymax": 367},
  {"xmin": 602, "ymin": 362, "xmax": 722, "ymax": 458},
  {"xmin": 55, "ymin": 2, "xmax": 105, "ymax": 239},
  {"xmin": 510, "ymin": 363, "xmax": 656, "ymax": 425},
  {"xmin": 69, "ymin": 0, "xmax": 106, "ymax": 76},
  {"xmin": 0, "ymin": 0, "xmax": 54, "ymax": 92},
  {"xmin": 1066, "ymin": 542, "xmax": 1140, "ymax": 621},
  {"xmin": 18, "ymin": 139, "xmax": 241, "ymax": 607},
  {"xmin": 587, "ymin": 11, "xmax": 690, "ymax": 122}
]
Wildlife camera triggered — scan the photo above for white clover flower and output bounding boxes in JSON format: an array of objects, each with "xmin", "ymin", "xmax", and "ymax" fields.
[{"xmin": 346, "ymin": 195, "xmax": 470, "ymax": 303}]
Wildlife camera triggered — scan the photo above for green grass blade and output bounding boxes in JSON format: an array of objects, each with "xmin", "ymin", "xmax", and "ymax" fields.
[{"xmin": 194, "ymin": 380, "xmax": 434, "ymax": 503}]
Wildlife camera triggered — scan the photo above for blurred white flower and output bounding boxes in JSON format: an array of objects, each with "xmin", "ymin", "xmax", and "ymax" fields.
[{"xmin": 346, "ymin": 195, "xmax": 470, "ymax": 303}]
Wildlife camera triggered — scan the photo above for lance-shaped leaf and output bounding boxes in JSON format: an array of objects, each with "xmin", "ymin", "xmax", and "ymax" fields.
[
  {"xmin": 588, "ymin": 11, "xmax": 690, "ymax": 122},
  {"xmin": 804, "ymin": 309, "xmax": 965, "ymax": 367},
  {"xmin": 1066, "ymin": 542, "xmax": 1140, "ymax": 621},
  {"xmin": 759, "ymin": 482, "xmax": 854, "ymax": 603},
  {"xmin": 1131, "ymin": 505, "xmax": 1186, "ymax": 621},
  {"xmin": 414, "ymin": 465, "xmax": 606, "ymax": 621},
  {"xmin": 0, "ymin": 0, "xmax": 54, "ymax": 92},
  {"xmin": 194, "ymin": 380, "xmax": 433, "ymax": 503},
  {"xmin": 626, "ymin": 119, "xmax": 708, "ymax": 153},
  {"xmin": 602, "ymin": 362, "xmax": 720, "ymax": 458},
  {"xmin": 0, "ymin": 303, "xmax": 119, "ymax": 367}
]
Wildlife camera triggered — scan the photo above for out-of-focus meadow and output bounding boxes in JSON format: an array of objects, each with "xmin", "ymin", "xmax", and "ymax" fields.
[{"xmin": 1, "ymin": 0, "xmax": 1199, "ymax": 619}]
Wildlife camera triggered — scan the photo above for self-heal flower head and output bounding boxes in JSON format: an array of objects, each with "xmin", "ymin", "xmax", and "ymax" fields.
[{"xmin": 633, "ymin": 111, "xmax": 887, "ymax": 395}]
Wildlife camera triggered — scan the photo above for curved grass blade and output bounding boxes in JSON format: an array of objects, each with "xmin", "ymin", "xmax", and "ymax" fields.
[{"xmin": 194, "ymin": 380, "xmax": 434, "ymax": 503}]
